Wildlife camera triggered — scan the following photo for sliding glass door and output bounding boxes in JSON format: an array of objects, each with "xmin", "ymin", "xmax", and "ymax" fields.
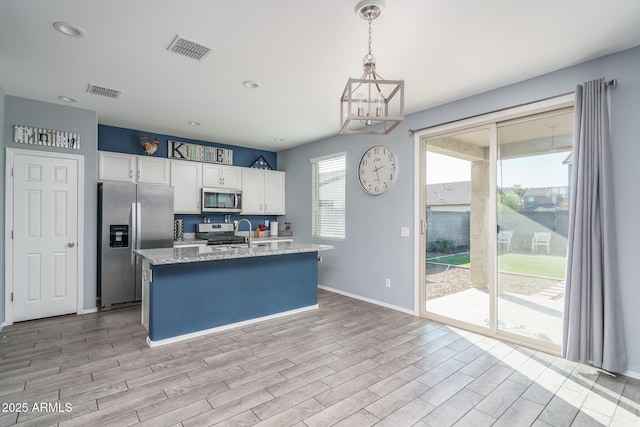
[
  {"xmin": 496, "ymin": 110, "xmax": 572, "ymax": 347},
  {"xmin": 424, "ymin": 127, "xmax": 491, "ymax": 331},
  {"xmin": 420, "ymin": 102, "xmax": 573, "ymax": 352}
]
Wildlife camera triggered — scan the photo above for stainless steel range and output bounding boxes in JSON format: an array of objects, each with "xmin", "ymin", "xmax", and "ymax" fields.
[{"xmin": 195, "ymin": 223, "xmax": 247, "ymax": 246}]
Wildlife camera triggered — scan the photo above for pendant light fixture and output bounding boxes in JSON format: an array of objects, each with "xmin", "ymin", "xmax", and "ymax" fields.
[{"xmin": 340, "ymin": 0, "xmax": 404, "ymax": 135}]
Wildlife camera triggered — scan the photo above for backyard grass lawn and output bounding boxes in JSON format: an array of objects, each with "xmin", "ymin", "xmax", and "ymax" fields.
[{"xmin": 427, "ymin": 252, "xmax": 566, "ymax": 280}]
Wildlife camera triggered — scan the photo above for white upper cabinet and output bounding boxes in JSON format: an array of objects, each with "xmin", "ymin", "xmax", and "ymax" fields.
[
  {"xmin": 241, "ymin": 168, "xmax": 263, "ymax": 214},
  {"xmin": 136, "ymin": 156, "xmax": 171, "ymax": 185},
  {"xmin": 264, "ymin": 170, "xmax": 285, "ymax": 215},
  {"xmin": 170, "ymin": 160, "xmax": 202, "ymax": 214},
  {"xmin": 98, "ymin": 151, "xmax": 136, "ymax": 183},
  {"xmin": 100, "ymin": 151, "xmax": 283, "ymax": 216},
  {"xmin": 98, "ymin": 151, "xmax": 170, "ymax": 185},
  {"xmin": 202, "ymin": 164, "xmax": 242, "ymax": 189},
  {"xmin": 241, "ymin": 169, "xmax": 285, "ymax": 215}
]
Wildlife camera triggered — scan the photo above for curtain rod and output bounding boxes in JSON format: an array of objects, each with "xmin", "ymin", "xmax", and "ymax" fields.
[{"xmin": 408, "ymin": 78, "xmax": 617, "ymax": 137}]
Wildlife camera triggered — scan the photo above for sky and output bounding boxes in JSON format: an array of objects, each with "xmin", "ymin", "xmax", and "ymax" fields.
[{"xmin": 426, "ymin": 151, "xmax": 571, "ymax": 188}]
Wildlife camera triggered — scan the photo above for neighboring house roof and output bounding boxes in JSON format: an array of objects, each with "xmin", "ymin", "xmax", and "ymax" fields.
[
  {"xmin": 523, "ymin": 186, "xmax": 568, "ymax": 198},
  {"xmin": 426, "ymin": 181, "xmax": 471, "ymax": 206}
]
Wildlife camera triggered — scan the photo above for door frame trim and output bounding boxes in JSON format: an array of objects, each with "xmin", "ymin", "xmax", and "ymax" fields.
[{"xmin": 4, "ymin": 148, "xmax": 85, "ymax": 325}]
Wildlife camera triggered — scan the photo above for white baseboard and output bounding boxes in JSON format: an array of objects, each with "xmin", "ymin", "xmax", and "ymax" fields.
[
  {"xmin": 621, "ymin": 369, "xmax": 640, "ymax": 380},
  {"xmin": 80, "ymin": 307, "xmax": 98, "ymax": 314},
  {"xmin": 147, "ymin": 304, "xmax": 319, "ymax": 348},
  {"xmin": 318, "ymin": 285, "xmax": 415, "ymax": 316}
]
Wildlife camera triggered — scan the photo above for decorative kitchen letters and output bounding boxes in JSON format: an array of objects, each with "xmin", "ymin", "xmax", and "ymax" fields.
[
  {"xmin": 13, "ymin": 125, "xmax": 80, "ymax": 149},
  {"xmin": 168, "ymin": 140, "xmax": 232, "ymax": 165}
]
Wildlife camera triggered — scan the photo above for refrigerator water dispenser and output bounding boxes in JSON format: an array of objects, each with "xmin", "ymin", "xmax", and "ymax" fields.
[{"xmin": 109, "ymin": 224, "xmax": 129, "ymax": 248}]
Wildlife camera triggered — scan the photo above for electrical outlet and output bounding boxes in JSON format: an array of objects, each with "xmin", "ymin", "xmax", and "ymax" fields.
[
  {"xmin": 400, "ymin": 227, "xmax": 410, "ymax": 237},
  {"xmin": 385, "ymin": 278, "xmax": 391, "ymax": 288}
]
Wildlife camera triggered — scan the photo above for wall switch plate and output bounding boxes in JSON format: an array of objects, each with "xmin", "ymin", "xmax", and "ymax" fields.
[
  {"xmin": 385, "ymin": 278, "xmax": 391, "ymax": 288},
  {"xmin": 400, "ymin": 227, "xmax": 410, "ymax": 237}
]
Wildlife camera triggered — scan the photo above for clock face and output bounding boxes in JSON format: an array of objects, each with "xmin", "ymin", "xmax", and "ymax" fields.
[{"xmin": 358, "ymin": 145, "xmax": 397, "ymax": 195}]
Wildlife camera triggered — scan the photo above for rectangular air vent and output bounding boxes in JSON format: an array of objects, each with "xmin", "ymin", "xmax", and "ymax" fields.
[
  {"xmin": 167, "ymin": 35, "xmax": 212, "ymax": 61},
  {"xmin": 87, "ymin": 84, "xmax": 121, "ymax": 98}
]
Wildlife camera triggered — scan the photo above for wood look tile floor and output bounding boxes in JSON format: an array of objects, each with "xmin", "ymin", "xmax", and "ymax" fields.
[{"xmin": 1, "ymin": 289, "xmax": 638, "ymax": 427}]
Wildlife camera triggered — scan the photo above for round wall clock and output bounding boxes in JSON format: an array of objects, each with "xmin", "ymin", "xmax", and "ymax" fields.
[{"xmin": 358, "ymin": 145, "xmax": 397, "ymax": 195}]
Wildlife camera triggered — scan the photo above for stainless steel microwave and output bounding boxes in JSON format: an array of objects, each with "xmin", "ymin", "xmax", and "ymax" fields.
[{"xmin": 201, "ymin": 188, "xmax": 242, "ymax": 213}]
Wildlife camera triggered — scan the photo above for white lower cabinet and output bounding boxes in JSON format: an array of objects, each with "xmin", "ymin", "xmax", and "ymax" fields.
[
  {"xmin": 241, "ymin": 169, "xmax": 285, "ymax": 215},
  {"xmin": 170, "ymin": 160, "xmax": 202, "ymax": 213}
]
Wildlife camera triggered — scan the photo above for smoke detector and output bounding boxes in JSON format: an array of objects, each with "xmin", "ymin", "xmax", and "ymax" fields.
[{"xmin": 167, "ymin": 35, "xmax": 212, "ymax": 61}]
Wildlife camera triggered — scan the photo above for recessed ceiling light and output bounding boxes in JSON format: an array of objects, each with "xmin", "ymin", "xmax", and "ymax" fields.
[
  {"xmin": 242, "ymin": 81, "xmax": 259, "ymax": 89},
  {"xmin": 58, "ymin": 95, "xmax": 78, "ymax": 102},
  {"xmin": 188, "ymin": 121, "xmax": 201, "ymax": 126},
  {"xmin": 53, "ymin": 22, "xmax": 86, "ymax": 38},
  {"xmin": 273, "ymin": 137, "xmax": 284, "ymax": 142}
]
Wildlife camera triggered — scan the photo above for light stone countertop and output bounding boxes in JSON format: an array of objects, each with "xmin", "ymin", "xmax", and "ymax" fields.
[
  {"xmin": 173, "ymin": 233, "xmax": 293, "ymax": 247},
  {"xmin": 135, "ymin": 241, "xmax": 333, "ymax": 265},
  {"xmin": 173, "ymin": 238, "xmax": 208, "ymax": 246}
]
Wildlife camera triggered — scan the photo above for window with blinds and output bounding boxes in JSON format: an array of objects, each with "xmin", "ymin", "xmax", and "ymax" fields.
[{"xmin": 311, "ymin": 152, "xmax": 346, "ymax": 239}]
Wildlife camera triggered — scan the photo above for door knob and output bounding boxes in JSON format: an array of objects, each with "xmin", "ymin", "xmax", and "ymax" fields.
[{"xmin": 68, "ymin": 242, "xmax": 76, "ymax": 247}]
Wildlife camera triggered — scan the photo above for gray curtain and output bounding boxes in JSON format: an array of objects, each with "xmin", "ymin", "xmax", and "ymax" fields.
[{"xmin": 562, "ymin": 78, "xmax": 626, "ymax": 373}]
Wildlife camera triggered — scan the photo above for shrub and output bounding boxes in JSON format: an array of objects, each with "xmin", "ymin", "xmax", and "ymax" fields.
[{"xmin": 434, "ymin": 238, "xmax": 455, "ymax": 253}]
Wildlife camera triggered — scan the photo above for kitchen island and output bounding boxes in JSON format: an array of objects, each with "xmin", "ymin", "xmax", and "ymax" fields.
[{"xmin": 135, "ymin": 242, "xmax": 333, "ymax": 347}]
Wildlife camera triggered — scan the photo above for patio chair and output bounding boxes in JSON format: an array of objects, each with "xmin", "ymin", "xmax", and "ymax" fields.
[
  {"xmin": 532, "ymin": 231, "xmax": 551, "ymax": 253},
  {"xmin": 497, "ymin": 230, "xmax": 513, "ymax": 251}
]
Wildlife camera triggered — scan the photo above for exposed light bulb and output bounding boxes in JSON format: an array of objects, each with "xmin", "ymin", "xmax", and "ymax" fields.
[
  {"xmin": 375, "ymin": 92, "xmax": 384, "ymax": 117},
  {"xmin": 356, "ymin": 93, "xmax": 367, "ymax": 117}
]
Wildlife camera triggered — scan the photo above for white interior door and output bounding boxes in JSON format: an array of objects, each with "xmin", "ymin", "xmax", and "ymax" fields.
[{"xmin": 10, "ymin": 150, "xmax": 80, "ymax": 322}]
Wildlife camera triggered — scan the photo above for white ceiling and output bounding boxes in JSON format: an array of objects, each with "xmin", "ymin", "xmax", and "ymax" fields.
[{"xmin": 2, "ymin": 0, "xmax": 640, "ymax": 152}]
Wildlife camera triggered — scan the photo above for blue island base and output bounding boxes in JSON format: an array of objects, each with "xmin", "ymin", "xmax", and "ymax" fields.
[{"xmin": 147, "ymin": 251, "xmax": 318, "ymax": 346}]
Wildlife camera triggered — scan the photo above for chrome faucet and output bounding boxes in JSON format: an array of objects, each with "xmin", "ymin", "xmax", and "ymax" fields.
[{"xmin": 234, "ymin": 219, "xmax": 252, "ymax": 248}]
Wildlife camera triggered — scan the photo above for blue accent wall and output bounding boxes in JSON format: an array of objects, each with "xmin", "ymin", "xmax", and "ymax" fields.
[
  {"xmin": 148, "ymin": 252, "xmax": 318, "ymax": 341},
  {"xmin": 98, "ymin": 124, "xmax": 277, "ymax": 169},
  {"xmin": 175, "ymin": 214, "xmax": 276, "ymax": 234},
  {"xmin": 98, "ymin": 124, "xmax": 279, "ymax": 230}
]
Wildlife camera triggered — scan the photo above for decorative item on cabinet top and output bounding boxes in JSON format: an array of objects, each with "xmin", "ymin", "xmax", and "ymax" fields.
[
  {"xmin": 139, "ymin": 134, "xmax": 159, "ymax": 156},
  {"xmin": 250, "ymin": 155, "xmax": 272, "ymax": 170},
  {"xmin": 168, "ymin": 140, "xmax": 233, "ymax": 165},
  {"xmin": 14, "ymin": 125, "xmax": 80, "ymax": 149}
]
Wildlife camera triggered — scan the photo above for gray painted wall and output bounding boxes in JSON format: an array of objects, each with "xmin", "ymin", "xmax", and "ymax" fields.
[
  {"xmin": 279, "ymin": 46, "xmax": 640, "ymax": 376},
  {"xmin": 0, "ymin": 87, "xmax": 5, "ymax": 323},
  {"xmin": 2, "ymin": 96, "xmax": 98, "ymax": 318}
]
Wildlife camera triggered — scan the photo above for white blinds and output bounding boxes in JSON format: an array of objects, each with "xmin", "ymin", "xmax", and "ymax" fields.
[{"xmin": 311, "ymin": 153, "xmax": 346, "ymax": 239}]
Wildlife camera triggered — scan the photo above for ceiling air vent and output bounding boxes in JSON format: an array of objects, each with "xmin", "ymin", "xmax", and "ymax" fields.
[
  {"xmin": 87, "ymin": 84, "xmax": 121, "ymax": 98},
  {"xmin": 167, "ymin": 35, "xmax": 212, "ymax": 61}
]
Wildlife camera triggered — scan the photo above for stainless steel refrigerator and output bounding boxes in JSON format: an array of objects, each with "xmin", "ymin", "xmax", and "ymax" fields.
[{"xmin": 98, "ymin": 181, "xmax": 174, "ymax": 310}]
